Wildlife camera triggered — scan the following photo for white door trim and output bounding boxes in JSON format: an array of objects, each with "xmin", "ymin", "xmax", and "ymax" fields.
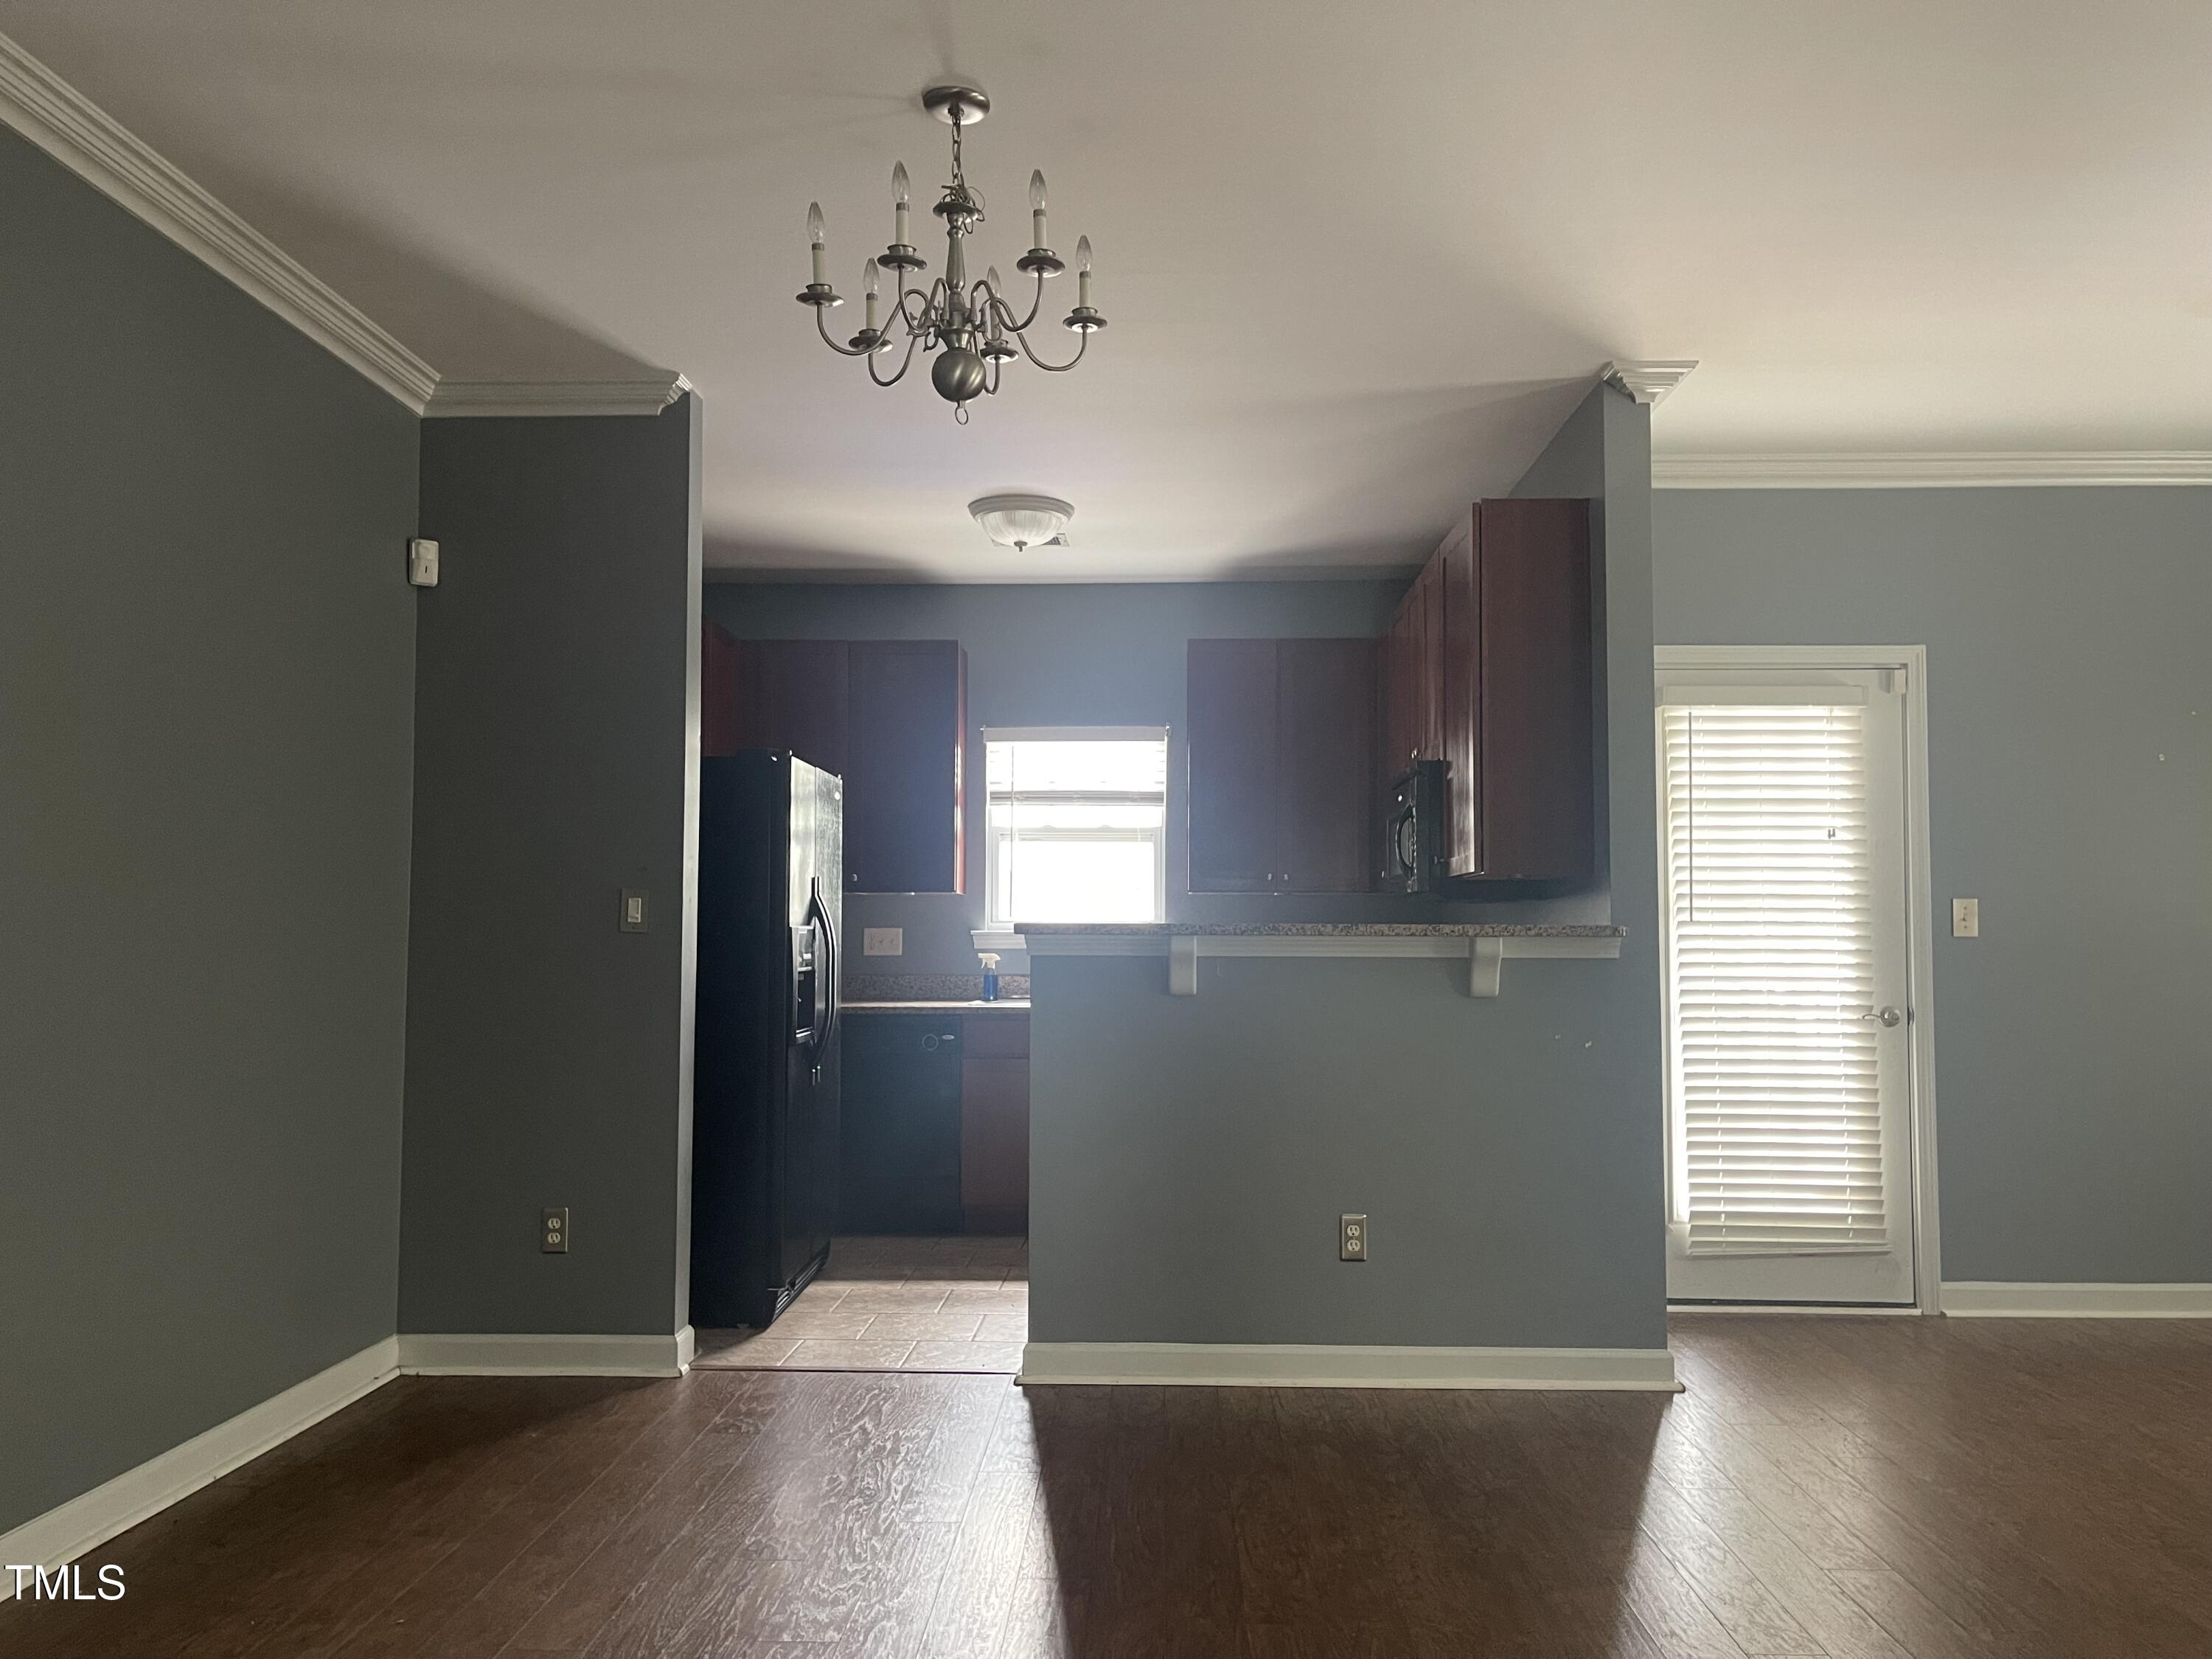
[{"xmin": 1655, "ymin": 646, "xmax": 1942, "ymax": 1315}]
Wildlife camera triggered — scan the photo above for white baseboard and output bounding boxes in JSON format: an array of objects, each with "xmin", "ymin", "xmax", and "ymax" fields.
[
  {"xmin": 1671, "ymin": 1302, "xmax": 1924, "ymax": 1316},
  {"xmin": 0, "ymin": 1337, "xmax": 399, "ymax": 1600},
  {"xmin": 1941, "ymin": 1282, "xmax": 2212, "ymax": 1318},
  {"xmin": 1018, "ymin": 1341, "xmax": 1680, "ymax": 1391},
  {"xmin": 397, "ymin": 1327, "xmax": 695, "ymax": 1377}
]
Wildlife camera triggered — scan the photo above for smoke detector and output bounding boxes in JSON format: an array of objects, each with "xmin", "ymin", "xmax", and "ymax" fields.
[{"xmin": 969, "ymin": 493, "xmax": 1073, "ymax": 551}]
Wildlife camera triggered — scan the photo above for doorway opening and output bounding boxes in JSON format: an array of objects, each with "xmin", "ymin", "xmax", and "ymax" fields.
[{"xmin": 692, "ymin": 1236, "xmax": 1027, "ymax": 1373}]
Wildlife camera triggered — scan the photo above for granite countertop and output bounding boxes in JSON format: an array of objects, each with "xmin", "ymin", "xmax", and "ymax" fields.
[
  {"xmin": 1011, "ymin": 922, "xmax": 1626, "ymax": 939},
  {"xmin": 844, "ymin": 999, "xmax": 1032, "ymax": 1012}
]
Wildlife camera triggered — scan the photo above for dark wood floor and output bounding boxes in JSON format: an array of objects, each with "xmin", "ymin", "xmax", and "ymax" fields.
[{"xmin": 5, "ymin": 1315, "xmax": 2209, "ymax": 1657}]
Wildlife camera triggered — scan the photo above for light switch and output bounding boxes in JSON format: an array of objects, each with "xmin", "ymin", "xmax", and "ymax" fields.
[
  {"xmin": 864, "ymin": 928, "xmax": 903, "ymax": 956},
  {"xmin": 620, "ymin": 889, "xmax": 649, "ymax": 933},
  {"xmin": 1952, "ymin": 898, "xmax": 1979, "ymax": 939}
]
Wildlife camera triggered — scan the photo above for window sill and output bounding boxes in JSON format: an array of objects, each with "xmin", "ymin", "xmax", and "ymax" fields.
[{"xmin": 971, "ymin": 929, "xmax": 1026, "ymax": 955}]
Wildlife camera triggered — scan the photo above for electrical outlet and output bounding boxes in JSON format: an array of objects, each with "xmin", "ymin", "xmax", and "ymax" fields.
[
  {"xmin": 863, "ymin": 927, "xmax": 903, "ymax": 956},
  {"xmin": 1340, "ymin": 1213, "xmax": 1368, "ymax": 1262},
  {"xmin": 542, "ymin": 1208, "xmax": 569, "ymax": 1253},
  {"xmin": 1952, "ymin": 898, "xmax": 1979, "ymax": 939}
]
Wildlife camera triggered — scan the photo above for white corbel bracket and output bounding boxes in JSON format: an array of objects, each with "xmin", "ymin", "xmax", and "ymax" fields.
[{"xmin": 1469, "ymin": 936, "xmax": 1503, "ymax": 998}]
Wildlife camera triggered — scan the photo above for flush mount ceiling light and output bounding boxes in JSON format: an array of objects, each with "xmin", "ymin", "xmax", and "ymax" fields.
[
  {"xmin": 798, "ymin": 83, "xmax": 1105, "ymax": 423},
  {"xmin": 970, "ymin": 493, "xmax": 1074, "ymax": 551}
]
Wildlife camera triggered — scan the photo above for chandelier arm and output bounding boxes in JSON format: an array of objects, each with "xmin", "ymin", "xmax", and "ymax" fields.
[
  {"xmin": 1013, "ymin": 325, "xmax": 1089, "ymax": 373},
  {"xmin": 1001, "ymin": 269, "xmax": 1047, "ymax": 334},
  {"xmin": 813, "ymin": 305, "xmax": 879, "ymax": 357},
  {"xmin": 867, "ymin": 328, "xmax": 924, "ymax": 388},
  {"xmin": 894, "ymin": 285, "xmax": 932, "ymax": 334}
]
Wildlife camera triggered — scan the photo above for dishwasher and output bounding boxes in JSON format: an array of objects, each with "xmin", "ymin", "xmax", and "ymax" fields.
[{"xmin": 838, "ymin": 1013, "xmax": 964, "ymax": 1233}]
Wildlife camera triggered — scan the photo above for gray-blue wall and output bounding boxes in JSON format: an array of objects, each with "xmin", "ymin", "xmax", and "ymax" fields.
[
  {"xmin": 0, "ymin": 131, "xmax": 420, "ymax": 1534},
  {"xmin": 1652, "ymin": 487, "xmax": 2211, "ymax": 1285},
  {"xmin": 402, "ymin": 399, "xmax": 704, "ymax": 1338},
  {"xmin": 1028, "ymin": 386, "xmax": 1671, "ymax": 1350}
]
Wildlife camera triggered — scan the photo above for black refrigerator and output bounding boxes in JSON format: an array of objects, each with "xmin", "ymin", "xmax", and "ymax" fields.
[{"xmin": 691, "ymin": 751, "xmax": 844, "ymax": 1329}]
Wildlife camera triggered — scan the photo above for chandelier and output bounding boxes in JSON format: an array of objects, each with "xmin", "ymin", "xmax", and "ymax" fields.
[{"xmin": 797, "ymin": 84, "xmax": 1104, "ymax": 422}]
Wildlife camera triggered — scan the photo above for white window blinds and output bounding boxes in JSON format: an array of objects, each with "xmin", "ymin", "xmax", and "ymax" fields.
[{"xmin": 1661, "ymin": 701, "xmax": 1888, "ymax": 1256}]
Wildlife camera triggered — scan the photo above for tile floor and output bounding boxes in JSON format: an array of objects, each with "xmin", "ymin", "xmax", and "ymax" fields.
[{"xmin": 693, "ymin": 1233, "xmax": 1028, "ymax": 1374}]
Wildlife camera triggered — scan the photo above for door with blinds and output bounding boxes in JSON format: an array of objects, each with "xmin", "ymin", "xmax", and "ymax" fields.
[{"xmin": 1657, "ymin": 662, "xmax": 1917, "ymax": 1305}]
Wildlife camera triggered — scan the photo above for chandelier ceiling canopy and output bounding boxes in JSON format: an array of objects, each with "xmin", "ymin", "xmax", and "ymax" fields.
[{"xmin": 798, "ymin": 84, "xmax": 1104, "ymax": 422}]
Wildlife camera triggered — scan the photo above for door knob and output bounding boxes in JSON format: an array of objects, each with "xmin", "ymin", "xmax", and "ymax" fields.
[{"xmin": 1861, "ymin": 1006, "xmax": 1904, "ymax": 1028}]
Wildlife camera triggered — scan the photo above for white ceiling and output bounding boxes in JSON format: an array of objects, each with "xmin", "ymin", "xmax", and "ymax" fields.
[{"xmin": 8, "ymin": 1, "xmax": 2212, "ymax": 580}]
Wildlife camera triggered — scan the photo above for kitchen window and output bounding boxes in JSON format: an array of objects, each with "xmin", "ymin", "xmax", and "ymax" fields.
[{"xmin": 978, "ymin": 728, "xmax": 1168, "ymax": 945}]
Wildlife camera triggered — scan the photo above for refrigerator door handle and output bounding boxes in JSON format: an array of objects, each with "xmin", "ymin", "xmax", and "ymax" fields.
[{"xmin": 808, "ymin": 877, "xmax": 840, "ymax": 1054}]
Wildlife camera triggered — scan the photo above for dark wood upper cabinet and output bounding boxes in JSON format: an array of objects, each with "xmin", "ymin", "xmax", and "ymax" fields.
[
  {"xmin": 701, "ymin": 622, "xmax": 740, "ymax": 758},
  {"xmin": 1472, "ymin": 498, "xmax": 1593, "ymax": 881},
  {"xmin": 1439, "ymin": 514, "xmax": 1481, "ymax": 877},
  {"xmin": 1382, "ymin": 554, "xmax": 1445, "ymax": 777},
  {"xmin": 1416, "ymin": 557, "xmax": 1445, "ymax": 765},
  {"xmin": 734, "ymin": 639, "xmax": 849, "ymax": 777},
  {"xmin": 712, "ymin": 635, "xmax": 966, "ymax": 894},
  {"xmin": 1277, "ymin": 639, "xmax": 1377, "ymax": 892},
  {"xmin": 1427, "ymin": 497, "xmax": 1595, "ymax": 883},
  {"xmin": 844, "ymin": 640, "xmax": 967, "ymax": 894},
  {"xmin": 1186, "ymin": 639, "xmax": 1280, "ymax": 892},
  {"xmin": 1187, "ymin": 638, "xmax": 1377, "ymax": 894}
]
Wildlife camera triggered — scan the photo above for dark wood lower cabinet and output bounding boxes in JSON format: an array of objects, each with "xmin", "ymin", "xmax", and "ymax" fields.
[{"xmin": 959, "ymin": 1010, "xmax": 1029, "ymax": 1235}]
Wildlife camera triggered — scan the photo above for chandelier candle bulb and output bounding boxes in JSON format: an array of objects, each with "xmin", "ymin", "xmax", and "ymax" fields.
[
  {"xmin": 1030, "ymin": 169, "xmax": 1048, "ymax": 248},
  {"xmin": 1076, "ymin": 235, "xmax": 1093, "ymax": 308},
  {"xmin": 807, "ymin": 201, "xmax": 826, "ymax": 286},
  {"xmin": 892, "ymin": 161, "xmax": 911, "ymax": 246},
  {"xmin": 863, "ymin": 259, "xmax": 880, "ymax": 331}
]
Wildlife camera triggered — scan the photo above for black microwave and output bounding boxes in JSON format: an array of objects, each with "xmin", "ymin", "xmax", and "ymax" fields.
[{"xmin": 1382, "ymin": 760, "xmax": 1447, "ymax": 894}]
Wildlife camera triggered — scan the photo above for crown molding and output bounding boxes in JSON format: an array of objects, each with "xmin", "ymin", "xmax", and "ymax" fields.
[
  {"xmin": 0, "ymin": 29, "xmax": 439, "ymax": 411},
  {"xmin": 1652, "ymin": 451, "xmax": 2212, "ymax": 489},
  {"xmin": 1601, "ymin": 359, "xmax": 1698, "ymax": 405},
  {"xmin": 423, "ymin": 375, "xmax": 694, "ymax": 418}
]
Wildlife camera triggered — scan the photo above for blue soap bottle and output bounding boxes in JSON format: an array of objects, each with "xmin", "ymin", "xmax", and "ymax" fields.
[{"xmin": 979, "ymin": 952, "xmax": 1001, "ymax": 1002}]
